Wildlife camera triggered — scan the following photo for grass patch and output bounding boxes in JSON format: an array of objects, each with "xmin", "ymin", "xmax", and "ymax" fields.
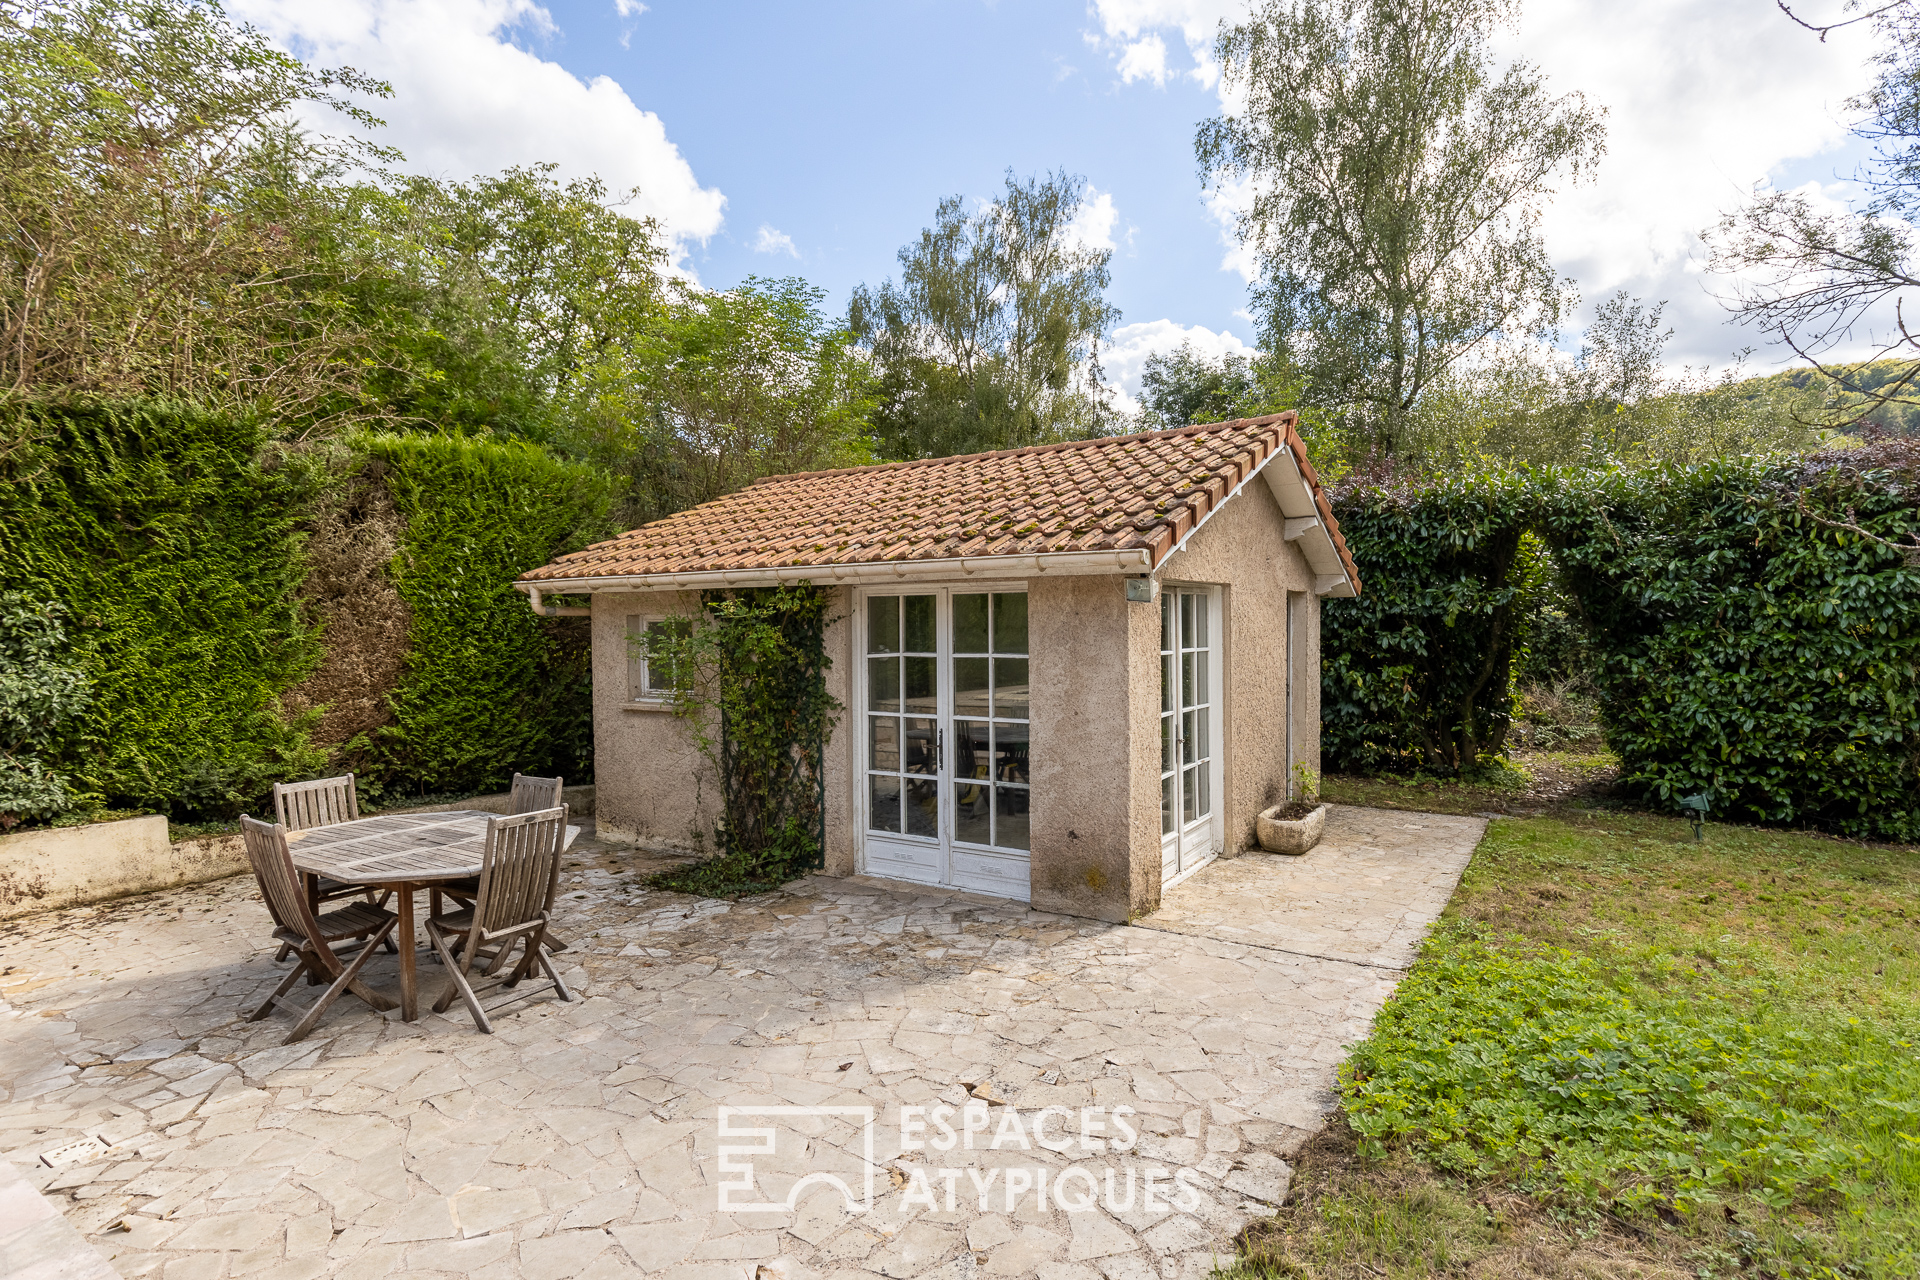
[
  {"xmin": 645, "ymin": 850, "xmax": 795, "ymax": 899},
  {"xmin": 1221, "ymin": 804, "xmax": 1920, "ymax": 1278},
  {"xmin": 1323, "ymin": 749, "xmax": 1620, "ymax": 818}
]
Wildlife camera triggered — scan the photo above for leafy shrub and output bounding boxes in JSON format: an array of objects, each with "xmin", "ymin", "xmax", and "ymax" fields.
[
  {"xmin": 1322, "ymin": 466, "xmax": 1534, "ymax": 773},
  {"xmin": 360, "ymin": 431, "xmax": 612, "ymax": 799},
  {"xmin": 0, "ymin": 592, "xmax": 92, "ymax": 827},
  {"xmin": 1344, "ymin": 923, "xmax": 1916, "ymax": 1221},
  {"xmin": 648, "ymin": 584, "xmax": 840, "ymax": 895},
  {"xmin": 0, "ymin": 399, "xmax": 326, "ymax": 818},
  {"xmin": 1538, "ymin": 445, "xmax": 1920, "ymax": 838}
]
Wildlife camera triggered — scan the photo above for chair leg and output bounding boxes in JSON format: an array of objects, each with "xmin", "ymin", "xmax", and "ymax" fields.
[
  {"xmin": 428, "ymin": 926, "xmax": 492, "ymax": 1033},
  {"xmin": 285, "ymin": 920, "xmax": 398, "ymax": 1044},
  {"xmin": 247, "ymin": 956, "xmax": 313, "ymax": 1022},
  {"xmin": 274, "ymin": 942, "xmax": 293, "ymax": 963},
  {"xmin": 535, "ymin": 944, "xmax": 574, "ymax": 1003}
]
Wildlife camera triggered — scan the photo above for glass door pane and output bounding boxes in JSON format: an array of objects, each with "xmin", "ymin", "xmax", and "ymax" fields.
[
  {"xmin": 949, "ymin": 591, "xmax": 1030, "ymax": 852},
  {"xmin": 867, "ymin": 594, "xmax": 941, "ymax": 839}
]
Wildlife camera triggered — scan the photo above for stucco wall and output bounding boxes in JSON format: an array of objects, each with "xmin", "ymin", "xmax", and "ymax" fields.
[
  {"xmin": 821, "ymin": 591, "xmax": 857, "ymax": 877},
  {"xmin": 590, "ymin": 591, "xmax": 717, "ymax": 847},
  {"xmin": 1159, "ymin": 476, "xmax": 1321, "ymax": 859},
  {"xmin": 1027, "ymin": 575, "xmax": 1157, "ymax": 922}
]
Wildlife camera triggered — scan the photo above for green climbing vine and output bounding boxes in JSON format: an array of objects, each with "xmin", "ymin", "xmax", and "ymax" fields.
[{"xmin": 647, "ymin": 584, "xmax": 841, "ymax": 896}]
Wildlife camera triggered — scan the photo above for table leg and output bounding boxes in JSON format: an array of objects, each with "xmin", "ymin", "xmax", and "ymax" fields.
[{"xmin": 398, "ymin": 883, "xmax": 417, "ymax": 1021}]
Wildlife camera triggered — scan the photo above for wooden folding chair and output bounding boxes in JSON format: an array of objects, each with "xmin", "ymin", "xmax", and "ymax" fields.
[
  {"xmin": 508, "ymin": 773, "xmax": 564, "ymax": 814},
  {"xmin": 270, "ymin": 773, "xmax": 392, "ymax": 959},
  {"xmin": 426, "ymin": 806, "xmax": 573, "ymax": 1034},
  {"xmin": 434, "ymin": 774, "xmax": 571, "ymax": 953},
  {"xmin": 239, "ymin": 815, "xmax": 398, "ymax": 1044}
]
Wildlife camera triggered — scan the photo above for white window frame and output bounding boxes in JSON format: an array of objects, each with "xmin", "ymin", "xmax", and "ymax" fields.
[{"xmin": 625, "ymin": 613, "xmax": 691, "ymax": 708}]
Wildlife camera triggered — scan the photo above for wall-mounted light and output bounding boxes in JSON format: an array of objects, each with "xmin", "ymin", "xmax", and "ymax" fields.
[{"xmin": 1125, "ymin": 577, "xmax": 1159, "ymax": 603}]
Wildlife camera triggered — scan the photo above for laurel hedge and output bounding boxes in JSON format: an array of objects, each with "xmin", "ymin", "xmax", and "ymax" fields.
[
  {"xmin": 1324, "ymin": 442, "xmax": 1920, "ymax": 838},
  {"xmin": 1537, "ymin": 445, "xmax": 1920, "ymax": 839},
  {"xmin": 1321, "ymin": 467, "xmax": 1535, "ymax": 775}
]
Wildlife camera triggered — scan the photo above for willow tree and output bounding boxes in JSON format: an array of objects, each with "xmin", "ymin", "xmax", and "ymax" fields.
[
  {"xmin": 849, "ymin": 169, "xmax": 1122, "ymax": 460},
  {"xmin": 1196, "ymin": 0, "xmax": 1606, "ymax": 455}
]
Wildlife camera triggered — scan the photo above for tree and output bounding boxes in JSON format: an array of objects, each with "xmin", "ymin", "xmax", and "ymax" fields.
[
  {"xmin": 564, "ymin": 276, "xmax": 877, "ymax": 526},
  {"xmin": 1709, "ymin": 2, "xmax": 1920, "ymax": 427},
  {"xmin": 1397, "ymin": 293, "xmax": 1828, "ymax": 469},
  {"xmin": 1196, "ymin": 0, "xmax": 1606, "ymax": 455},
  {"xmin": 849, "ymin": 170, "xmax": 1122, "ymax": 459},
  {"xmin": 0, "ymin": 0, "xmax": 392, "ymax": 419},
  {"xmin": 1136, "ymin": 343, "xmax": 1258, "ymax": 428},
  {"xmin": 345, "ymin": 165, "xmax": 670, "ymax": 441}
]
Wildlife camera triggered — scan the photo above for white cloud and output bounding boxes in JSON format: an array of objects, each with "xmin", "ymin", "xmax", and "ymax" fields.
[
  {"xmin": 1103, "ymin": 318, "xmax": 1259, "ymax": 414},
  {"xmin": 1116, "ymin": 34, "xmax": 1169, "ymax": 87},
  {"xmin": 1089, "ymin": 0, "xmax": 1240, "ymax": 86},
  {"xmin": 753, "ymin": 224, "xmax": 799, "ymax": 257},
  {"xmin": 231, "ymin": 0, "xmax": 725, "ymax": 271},
  {"xmin": 613, "ymin": 0, "xmax": 645, "ymax": 14},
  {"xmin": 1503, "ymin": 0, "xmax": 1876, "ymax": 367},
  {"xmin": 1095, "ymin": 0, "xmax": 1884, "ymax": 371},
  {"xmin": 1066, "ymin": 187, "xmax": 1122, "ymax": 253}
]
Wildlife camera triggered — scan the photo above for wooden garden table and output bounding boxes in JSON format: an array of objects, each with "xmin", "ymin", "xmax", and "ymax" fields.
[{"xmin": 285, "ymin": 810, "xmax": 581, "ymax": 1021}]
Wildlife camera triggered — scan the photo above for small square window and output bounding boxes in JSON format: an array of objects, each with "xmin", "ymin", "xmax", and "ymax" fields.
[{"xmin": 627, "ymin": 615, "xmax": 693, "ymax": 701}]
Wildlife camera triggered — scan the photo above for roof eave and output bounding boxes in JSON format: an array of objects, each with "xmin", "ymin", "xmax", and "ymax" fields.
[{"xmin": 517, "ymin": 547, "xmax": 1155, "ymax": 596}]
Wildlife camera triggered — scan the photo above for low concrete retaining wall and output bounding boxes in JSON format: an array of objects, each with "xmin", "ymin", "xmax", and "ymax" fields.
[
  {"xmin": 0, "ymin": 816, "xmax": 242, "ymax": 923},
  {"xmin": 0, "ymin": 784, "xmax": 595, "ymax": 922}
]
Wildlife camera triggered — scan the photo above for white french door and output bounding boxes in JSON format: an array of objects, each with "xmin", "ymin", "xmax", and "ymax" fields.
[
  {"xmin": 1161, "ymin": 586, "xmax": 1221, "ymax": 884},
  {"xmin": 860, "ymin": 588, "xmax": 1032, "ymax": 900}
]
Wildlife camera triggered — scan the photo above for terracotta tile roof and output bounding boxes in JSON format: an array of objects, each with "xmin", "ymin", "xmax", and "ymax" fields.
[{"xmin": 520, "ymin": 412, "xmax": 1360, "ymax": 591}]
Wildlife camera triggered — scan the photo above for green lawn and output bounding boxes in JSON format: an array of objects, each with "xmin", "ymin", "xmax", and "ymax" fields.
[{"xmin": 1223, "ymin": 805, "xmax": 1920, "ymax": 1279}]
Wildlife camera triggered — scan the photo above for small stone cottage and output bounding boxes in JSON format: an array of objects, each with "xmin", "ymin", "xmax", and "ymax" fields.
[{"xmin": 518, "ymin": 413, "xmax": 1359, "ymax": 922}]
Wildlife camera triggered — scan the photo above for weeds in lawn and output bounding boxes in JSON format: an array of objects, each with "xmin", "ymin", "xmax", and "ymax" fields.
[{"xmin": 1323, "ymin": 811, "xmax": 1920, "ymax": 1277}]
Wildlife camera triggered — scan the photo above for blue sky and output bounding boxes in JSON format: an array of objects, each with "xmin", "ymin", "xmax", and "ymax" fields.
[
  {"xmin": 532, "ymin": 0, "xmax": 1248, "ymax": 342},
  {"xmin": 239, "ymin": 0, "xmax": 1887, "ymax": 397}
]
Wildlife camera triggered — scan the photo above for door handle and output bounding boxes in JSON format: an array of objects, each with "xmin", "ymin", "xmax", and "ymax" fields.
[{"xmin": 936, "ymin": 727, "xmax": 944, "ymax": 773}]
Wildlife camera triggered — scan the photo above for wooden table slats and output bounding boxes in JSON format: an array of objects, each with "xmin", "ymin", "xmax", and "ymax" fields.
[{"xmin": 282, "ymin": 810, "xmax": 580, "ymax": 1023}]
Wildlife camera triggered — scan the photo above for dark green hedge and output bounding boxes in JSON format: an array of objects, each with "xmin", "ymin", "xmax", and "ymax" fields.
[
  {"xmin": 0, "ymin": 400, "xmax": 326, "ymax": 817},
  {"xmin": 1322, "ymin": 468, "xmax": 1534, "ymax": 774},
  {"xmin": 1539, "ymin": 448, "xmax": 1920, "ymax": 839},
  {"xmin": 0, "ymin": 402, "xmax": 614, "ymax": 821},
  {"xmin": 362, "ymin": 432, "xmax": 611, "ymax": 798}
]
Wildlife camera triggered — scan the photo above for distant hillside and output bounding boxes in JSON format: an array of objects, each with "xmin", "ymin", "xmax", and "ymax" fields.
[{"xmin": 1722, "ymin": 360, "xmax": 1920, "ymax": 435}]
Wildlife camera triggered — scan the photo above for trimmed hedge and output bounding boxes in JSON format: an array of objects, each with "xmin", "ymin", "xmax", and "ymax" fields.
[
  {"xmin": 0, "ymin": 401, "xmax": 613, "ymax": 821},
  {"xmin": 361, "ymin": 432, "xmax": 611, "ymax": 798},
  {"xmin": 0, "ymin": 400, "xmax": 328, "ymax": 818},
  {"xmin": 1322, "ymin": 468, "xmax": 1534, "ymax": 774},
  {"xmin": 1539, "ymin": 447, "xmax": 1920, "ymax": 839}
]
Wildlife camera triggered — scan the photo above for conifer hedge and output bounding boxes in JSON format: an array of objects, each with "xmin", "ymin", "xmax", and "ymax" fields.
[
  {"xmin": 362, "ymin": 432, "xmax": 611, "ymax": 798},
  {"xmin": 0, "ymin": 401, "xmax": 611, "ymax": 821},
  {"xmin": 0, "ymin": 400, "xmax": 328, "ymax": 817}
]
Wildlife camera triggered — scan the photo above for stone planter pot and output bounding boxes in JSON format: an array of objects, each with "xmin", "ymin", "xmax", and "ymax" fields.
[{"xmin": 1255, "ymin": 803, "xmax": 1328, "ymax": 855}]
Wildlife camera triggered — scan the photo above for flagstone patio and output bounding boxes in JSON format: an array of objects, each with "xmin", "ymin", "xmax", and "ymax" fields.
[{"xmin": 0, "ymin": 805, "xmax": 1482, "ymax": 1280}]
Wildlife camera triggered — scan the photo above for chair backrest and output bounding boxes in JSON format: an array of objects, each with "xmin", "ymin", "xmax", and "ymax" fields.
[
  {"xmin": 274, "ymin": 774, "xmax": 359, "ymax": 832},
  {"xmin": 240, "ymin": 815, "xmax": 325, "ymax": 954},
  {"xmin": 471, "ymin": 806, "xmax": 567, "ymax": 937},
  {"xmin": 507, "ymin": 773, "xmax": 564, "ymax": 816}
]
